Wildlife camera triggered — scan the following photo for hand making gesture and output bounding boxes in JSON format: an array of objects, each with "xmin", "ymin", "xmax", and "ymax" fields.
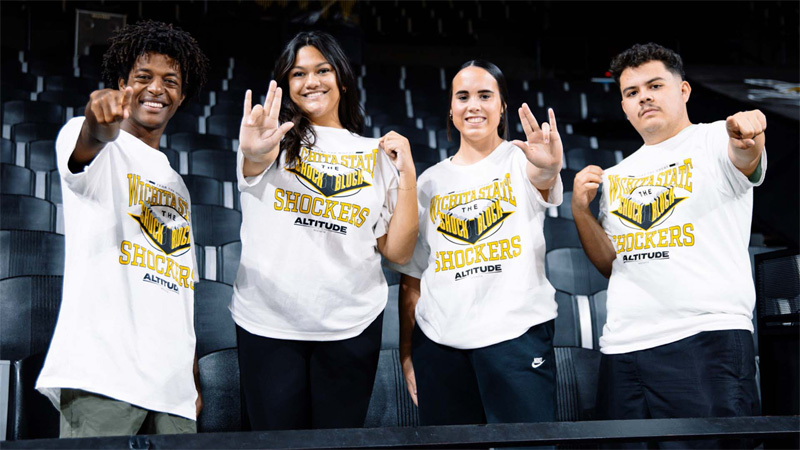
[
  {"xmin": 513, "ymin": 104, "xmax": 562, "ymax": 192},
  {"xmin": 84, "ymin": 87, "xmax": 134, "ymax": 143},
  {"xmin": 726, "ymin": 109, "xmax": 767, "ymax": 150},
  {"xmin": 239, "ymin": 80, "xmax": 294, "ymax": 165}
]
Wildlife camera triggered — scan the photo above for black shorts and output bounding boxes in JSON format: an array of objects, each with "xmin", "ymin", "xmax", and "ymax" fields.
[{"xmin": 597, "ymin": 329, "xmax": 761, "ymax": 449}]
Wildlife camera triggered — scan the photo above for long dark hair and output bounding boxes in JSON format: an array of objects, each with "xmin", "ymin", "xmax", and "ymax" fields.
[
  {"xmin": 447, "ymin": 59, "xmax": 509, "ymax": 142},
  {"xmin": 274, "ymin": 31, "xmax": 364, "ymax": 167}
]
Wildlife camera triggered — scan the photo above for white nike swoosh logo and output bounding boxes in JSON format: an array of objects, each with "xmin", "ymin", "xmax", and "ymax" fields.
[{"xmin": 531, "ymin": 360, "xmax": 545, "ymax": 369}]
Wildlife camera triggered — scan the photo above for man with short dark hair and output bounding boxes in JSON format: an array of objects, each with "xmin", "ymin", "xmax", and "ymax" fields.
[
  {"xmin": 572, "ymin": 42, "xmax": 764, "ymax": 448},
  {"xmin": 36, "ymin": 20, "xmax": 209, "ymax": 437}
]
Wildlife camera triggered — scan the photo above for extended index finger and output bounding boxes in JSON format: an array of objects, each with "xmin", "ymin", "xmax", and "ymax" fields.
[
  {"xmin": 264, "ymin": 80, "xmax": 278, "ymax": 117},
  {"xmin": 548, "ymin": 108, "xmax": 558, "ymax": 134},
  {"xmin": 522, "ymin": 103, "xmax": 541, "ymax": 132},
  {"xmin": 243, "ymin": 89, "xmax": 253, "ymax": 117}
]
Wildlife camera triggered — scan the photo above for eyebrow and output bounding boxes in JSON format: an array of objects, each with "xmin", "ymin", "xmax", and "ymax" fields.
[
  {"xmin": 291, "ymin": 62, "xmax": 332, "ymax": 70},
  {"xmin": 134, "ymin": 68, "xmax": 180, "ymax": 78},
  {"xmin": 622, "ymin": 77, "xmax": 665, "ymax": 94},
  {"xmin": 455, "ymin": 89, "xmax": 495, "ymax": 95}
]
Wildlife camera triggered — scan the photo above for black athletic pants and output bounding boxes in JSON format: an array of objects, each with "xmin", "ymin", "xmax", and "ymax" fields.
[
  {"xmin": 412, "ymin": 320, "xmax": 557, "ymax": 426},
  {"xmin": 597, "ymin": 329, "xmax": 761, "ymax": 449},
  {"xmin": 236, "ymin": 312, "xmax": 383, "ymax": 430}
]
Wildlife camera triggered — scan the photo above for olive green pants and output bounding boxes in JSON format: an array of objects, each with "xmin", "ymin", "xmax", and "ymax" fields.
[{"xmin": 59, "ymin": 388, "xmax": 196, "ymax": 437}]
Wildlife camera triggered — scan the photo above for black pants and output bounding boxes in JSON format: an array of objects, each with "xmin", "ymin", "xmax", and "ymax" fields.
[
  {"xmin": 412, "ymin": 320, "xmax": 556, "ymax": 426},
  {"xmin": 597, "ymin": 329, "xmax": 761, "ymax": 449},
  {"xmin": 236, "ymin": 312, "xmax": 383, "ymax": 431}
]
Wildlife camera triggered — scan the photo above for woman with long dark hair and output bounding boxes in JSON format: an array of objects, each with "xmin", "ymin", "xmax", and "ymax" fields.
[
  {"xmin": 231, "ymin": 31, "xmax": 418, "ymax": 430},
  {"xmin": 396, "ymin": 60, "xmax": 563, "ymax": 426}
]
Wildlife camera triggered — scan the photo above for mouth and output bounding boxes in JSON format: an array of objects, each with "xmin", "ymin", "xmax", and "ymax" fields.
[
  {"xmin": 303, "ymin": 91, "xmax": 327, "ymax": 99},
  {"xmin": 141, "ymin": 100, "xmax": 167, "ymax": 112},
  {"xmin": 465, "ymin": 116, "xmax": 486, "ymax": 124},
  {"xmin": 640, "ymin": 107, "xmax": 659, "ymax": 117}
]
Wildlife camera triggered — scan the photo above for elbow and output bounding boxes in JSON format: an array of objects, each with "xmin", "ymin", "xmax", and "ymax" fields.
[{"xmin": 385, "ymin": 248, "xmax": 414, "ymax": 266}]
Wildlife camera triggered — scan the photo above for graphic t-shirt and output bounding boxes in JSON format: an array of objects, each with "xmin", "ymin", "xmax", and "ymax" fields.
[
  {"xmin": 36, "ymin": 117, "xmax": 199, "ymax": 420},
  {"xmin": 598, "ymin": 122, "xmax": 767, "ymax": 354},
  {"xmin": 395, "ymin": 141, "xmax": 562, "ymax": 349},
  {"xmin": 230, "ymin": 126, "xmax": 399, "ymax": 340}
]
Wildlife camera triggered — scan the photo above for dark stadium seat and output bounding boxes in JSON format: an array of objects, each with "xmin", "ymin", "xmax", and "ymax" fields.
[
  {"xmin": 0, "ymin": 230, "xmax": 64, "ymax": 279},
  {"xmin": 7, "ymin": 352, "xmax": 60, "ymax": 440},
  {"xmin": 2, "ymin": 101, "xmax": 63, "ymax": 129},
  {"xmin": 189, "ymin": 150, "xmax": 237, "ymax": 182},
  {"xmin": 43, "ymin": 75, "xmax": 99, "ymax": 95},
  {"xmin": 554, "ymin": 290, "xmax": 581, "ymax": 347},
  {"xmin": 11, "ymin": 123, "xmax": 61, "ymax": 144},
  {"xmin": 163, "ymin": 111, "xmax": 199, "ymax": 135},
  {"xmin": 210, "ymin": 103, "xmax": 244, "ymax": 116},
  {"xmin": 28, "ymin": 140, "xmax": 56, "ymax": 172},
  {"xmin": 558, "ymin": 191, "xmax": 600, "ymax": 220},
  {"xmin": 560, "ymin": 168, "xmax": 577, "ymax": 192},
  {"xmin": 540, "ymin": 89, "xmax": 583, "ymax": 122},
  {"xmin": 214, "ymin": 89, "xmax": 249, "ymax": 106},
  {"xmin": 183, "ymin": 174, "xmax": 224, "ymax": 207},
  {"xmin": 192, "ymin": 204, "xmax": 242, "ymax": 246},
  {"xmin": 198, "ymin": 348, "xmax": 243, "ymax": 432},
  {"xmin": 436, "ymin": 128, "xmax": 459, "ymax": 150},
  {"xmin": 206, "ymin": 114, "xmax": 243, "ymax": 140},
  {"xmin": 36, "ymin": 90, "xmax": 88, "ymax": 113},
  {"xmin": 554, "ymin": 346, "xmax": 602, "ymax": 422},
  {"xmin": 1, "ymin": 163, "xmax": 35, "ymax": 196},
  {"xmin": 380, "ymin": 124, "xmax": 427, "ymax": 146},
  {"xmin": 543, "ymin": 216, "xmax": 582, "ymax": 251},
  {"xmin": 47, "ymin": 169, "xmax": 61, "ymax": 204},
  {"xmin": 364, "ymin": 349, "xmax": 419, "ymax": 427},
  {"xmin": 169, "ymin": 132, "xmax": 231, "ymax": 153},
  {"xmin": 1, "ymin": 138, "xmax": 15, "ymax": 164},
  {"xmin": 545, "ymin": 247, "xmax": 608, "ymax": 296},
  {"xmin": 218, "ymin": 240, "xmax": 241, "ymax": 285},
  {"xmin": 414, "ymin": 161, "xmax": 434, "ymax": 178},
  {"xmin": 0, "ymin": 194, "xmax": 55, "ymax": 231},
  {"xmin": 565, "ymin": 147, "xmax": 620, "ymax": 170},
  {"xmin": 559, "ymin": 133, "xmax": 593, "ymax": 151},
  {"xmin": 194, "ymin": 280, "xmax": 236, "ymax": 357},
  {"xmin": 0, "ymin": 275, "xmax": 63, "ymax": 361},
  {"xmin": 195, "ymin": 244, "xmax": 205, "ymax": 280}
]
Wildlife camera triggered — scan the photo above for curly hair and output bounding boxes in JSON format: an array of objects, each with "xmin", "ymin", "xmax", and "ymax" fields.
[
  {"xmin": 102, "ymin": 20, "xmax": 209, "ymax": 104},
  {"xmin": 273, "ymin": 31, "xmax": 364, "ymax": 168},
  {"xmin": 609, "ymin": 43, "xmax": 685, "ymax": 84}
]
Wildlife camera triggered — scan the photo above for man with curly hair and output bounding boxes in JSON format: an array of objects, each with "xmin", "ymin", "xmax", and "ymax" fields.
[
  {"xmin": 36, "ymin": 20, "xmax": 210, "ymax": 437},
  {"xmin": 572, "ymin": 42, "xmax": 765, "ymax": 448}
]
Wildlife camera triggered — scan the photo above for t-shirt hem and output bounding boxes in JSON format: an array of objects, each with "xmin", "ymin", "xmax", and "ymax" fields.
[
  {"xmin": 231, "ymin": 307, "xmax": 382, "ymax": 341},
  {"xmin": 416, "ymin": 312, "xmax": 557, "ymax": 350},
  {"xmin": 36, "ymin": 380, "xmax": 197, "ymax": 420},
  {"xmin": 600, "ymin": 320, "xmax": 754, "ymax": 355}
]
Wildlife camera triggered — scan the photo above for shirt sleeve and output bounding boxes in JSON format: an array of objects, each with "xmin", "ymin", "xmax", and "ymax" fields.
[
  {"xmin": 372, "ymin": 150, "xmax": 399, "ymax": 239},
  {"xmin": 236, "ymin": 146, "xmax": 276, "ymax": 192},
  {"xmin": 55, "ymin": 116, "xmax": 105, "ymax": 200},
  {"xmin": 708, "ymin": 121, "xmax": 767, "ymax": 197}
]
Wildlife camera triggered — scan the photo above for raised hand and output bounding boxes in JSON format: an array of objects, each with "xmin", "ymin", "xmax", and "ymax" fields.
[
  {"xmin": 84, "ymin": 87, "xmax": 133, "ymax": 143},
  {"xmin": 379, "ymin": 131, "xmax": 416, "ymax": 179},
  {"xmin": 512, "ymin": 104, "xmax": 563, "ymax": 173},
  {"xmin": 239, "ymin": 80, "xmax": 294, "ymax": 164},
  {"xmin": 572, "ymin": 165, "xmax": 603, "ymax": 213},
  {"xmin": 726, "ymin": 109, "xmax": 766, "ymax": 150}
]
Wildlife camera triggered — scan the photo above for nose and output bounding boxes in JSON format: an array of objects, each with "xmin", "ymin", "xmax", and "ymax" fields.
[
  {"xmin": 639, "ymin": 90, "xmax": 653, "ymax": 104},
  {"xmin": 306, "ymin": 72, "xmax": 321, "ymax": 88},
  {"xmin": 147, "ymin": 77, "xmax": 164, "ymax": 95},
  {"xmin": 467, "ymin": 96, "xmax": 481, "ymax": 111}
]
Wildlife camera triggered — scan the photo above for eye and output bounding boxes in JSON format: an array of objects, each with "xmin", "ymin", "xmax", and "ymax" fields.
[
  {"xmin": 291, "ymin": 71, "xmax": 305, "ymax": 78},
  {"xmin": 457, "ymin": 95, "xmax": 467, "ymax": 101},
  {"xmin": 626, "ymin": 90, "xmax": 637, "ymax": 97},
  {"xmin": 652, "ymin": 84, "xmax": 662, "ymax": 89},
  {"xmin": 318, "ymin": 67, "xmax": 331, "ymax": 74},
  {"xmin": 480, "ymin": 94, "xmax": 491, "ymax": 100}
]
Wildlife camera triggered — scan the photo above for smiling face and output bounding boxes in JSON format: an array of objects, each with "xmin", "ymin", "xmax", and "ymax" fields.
[
  {"xmin": 450, "ymin": 66, "xmax": 505, "ymax": 148},
  {"xmin": 619, "ymin": 60, "xmax": 692, "ymax": 145},
  {"xmin": 288, "ymin": 45, "xmax": 342, "ymax": 128},
  {"xmin": 118, "ymin": 52, "xmax": 185, "ymax": 135}
]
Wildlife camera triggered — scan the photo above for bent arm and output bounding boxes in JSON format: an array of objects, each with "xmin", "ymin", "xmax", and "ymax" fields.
[
  {"xmin": 573, "ymin": 208, "xmax": 615, "ymax": 278},
  {"xmin": 377, "ymin": 173, "xmax": 419, "ymax": 264}
]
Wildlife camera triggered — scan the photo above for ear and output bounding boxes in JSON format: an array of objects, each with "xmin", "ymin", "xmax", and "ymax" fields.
[
  {"xmin": 118, "ymin": 77, "xmax": 127, "ymax": 90},
  {"xmin": 681, "ymin": 80, "xmax": 692, "ymax": 103}
]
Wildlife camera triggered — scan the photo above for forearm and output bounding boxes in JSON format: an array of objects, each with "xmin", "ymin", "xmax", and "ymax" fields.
[
  {"xmin": 380, "ymin": 174, "xmax": 419, "ymax": 264},
  {"xmin": 399, "ymin": 274, "xmax": 420, "ymax": 361},
  {"xmin": 527, "ymin": 162, "xmax": 560, "ymax": 193},
  {"xmin": 728, "ymin": 134, "xmax": 765, "ymax": 177},
  {"xmin": 573, "ymin": 208, "xmax": 615, "ymax": 278}
]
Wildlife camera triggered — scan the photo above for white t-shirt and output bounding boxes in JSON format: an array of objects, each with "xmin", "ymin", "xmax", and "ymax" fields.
[
  {"xmin": 393, "ymin": 141, "xmax": 562, "ymax": 349},
  {"xmin": 36, "ymin": 117, "xmax": 199, "ymax": 420},
  {"xmin": 230, "ymin": 126, "xmax": 398, "ymax": 341},
  {"xmin": 598, "ymin": 122, "xmax": 767, "ymax": 354}
]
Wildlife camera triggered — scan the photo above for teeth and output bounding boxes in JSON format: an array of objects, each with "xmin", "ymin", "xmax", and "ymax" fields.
[
  {"xmin": 306, "ymin": 92, "xmax": 323, "ymax": 98},
  {"xmin": 466, "ymin": 117, "xmax": 484, "ymax": 123},
  {"xmin": 143, "ymin": 102, "xmax": 164, "ymax": 109}
]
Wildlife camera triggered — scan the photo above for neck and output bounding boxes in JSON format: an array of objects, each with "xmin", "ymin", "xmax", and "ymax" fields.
[
  {"xmin": 453, "ymin": 133, "xmax": 503, "ymax": 165},
  {"xmin": 120, "ymin": 120, "xmax": 164, "ymax": 149},
  {"xmin": 642, "ymin": 117, "xmax": 693, "ymax": 145},
  {"xmin": 311, "ymin": 114, "xmax": 343, "ymax": 129}
]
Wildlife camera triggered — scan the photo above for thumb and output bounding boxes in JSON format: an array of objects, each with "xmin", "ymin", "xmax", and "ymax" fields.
[
  {"xmin": 511, "ymin": 140, "xmax": 528, "ymax": 151},
  {"xmin": 725, "ymin": 116, "xmax": 739, "ymax": 136}
]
